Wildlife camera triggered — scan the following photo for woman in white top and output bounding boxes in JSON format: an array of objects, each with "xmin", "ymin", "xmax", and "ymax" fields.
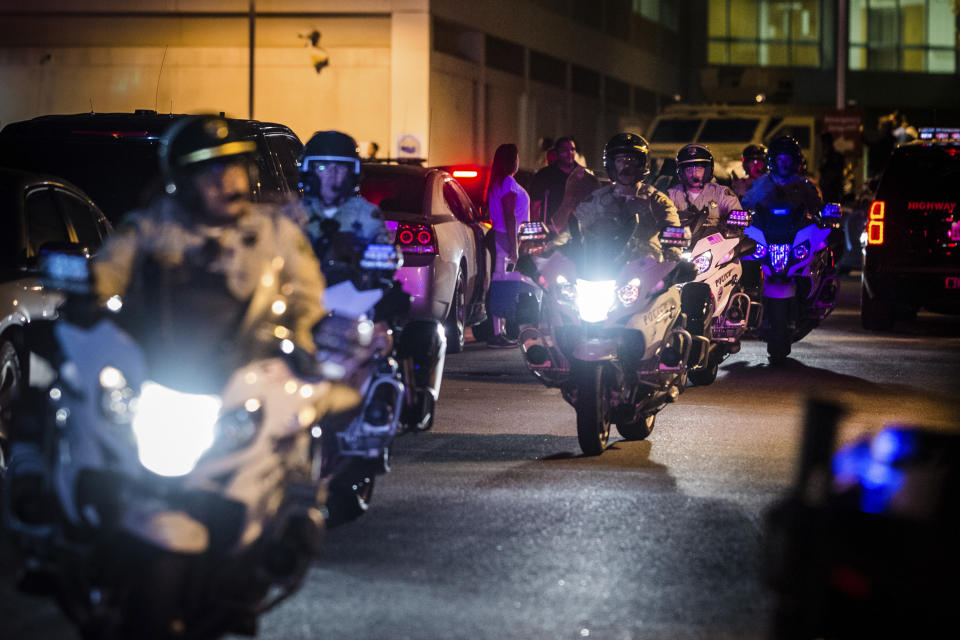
[{"xmin": 484, "ymin": 143, "xmax": 530, "ymax": 348}]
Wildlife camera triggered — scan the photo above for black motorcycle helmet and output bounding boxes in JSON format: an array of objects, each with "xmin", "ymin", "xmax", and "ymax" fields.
[
  {"xmin": 159, "ymin": 115, "xmax": 256, "ymax": 199},
  {"xmin": 767, "ymin": 136, "xmax": 805, "ymax": 178},
  {"xmin": 299, "ymin": 130, "xmax": 362, "ymax": 203},
  {"xmin": 741, "ymin": 144, "xmax": 768, "ymax": 172},
  {"xmin": 603, "ymin": 133, "xmax": 650, "ymax": 182},
  {"xmin": 675, "ymin": 144, "xmax": 714, "ymax": 186}
]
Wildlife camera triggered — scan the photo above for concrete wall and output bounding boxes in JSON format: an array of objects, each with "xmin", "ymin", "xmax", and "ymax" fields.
[{"xmin": 0, "ymin": 1, "xmax": 429, "ymax": 154}]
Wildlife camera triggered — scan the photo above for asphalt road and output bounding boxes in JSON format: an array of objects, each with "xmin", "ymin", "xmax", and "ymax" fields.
[{"xmin": 2, "ymin": 275, "xmax": 958, "ymax": 639}]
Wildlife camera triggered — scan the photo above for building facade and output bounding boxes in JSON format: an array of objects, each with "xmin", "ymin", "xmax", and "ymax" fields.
[
  {"xmin": 0, "ymin": 0, "xmax": 690, "ymax": 169},
  {"xmin": 1, "ymin": 1, "xmax": 955, "ymax": 170}
]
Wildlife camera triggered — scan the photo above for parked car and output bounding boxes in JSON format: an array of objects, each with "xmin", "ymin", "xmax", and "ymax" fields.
[
  {"xmin": 860, "ymin": 127, "xmax": 960, "ymax": 330},
  {"xmin": 0, "ymin": 110, "xmax": 303, "ymax": 223},
  {"xmin": 0, "ymin": 167, "xmax": 112, "ymax": 465},
  {"xmin": 359, "ymin": 163, "xmax": 490, "ymax": 352}
]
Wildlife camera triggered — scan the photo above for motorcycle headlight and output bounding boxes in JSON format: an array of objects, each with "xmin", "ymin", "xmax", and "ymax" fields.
[
  {"xmin": 132, "ymin": 382, "xmax": 222, "ymax": 477},
  {"xmin": 575, "ymin": 279, "xmax": 616, "ymax": 323},
  {"xmin": 793, "ymin": 240, "xmax": 810, "ymax": 261},
  {"xmin": 617, "ymin": 278, "xmax": 642, "ymax": 306},
  {"xmin": 692, "ymin": 250, "xmax": 713, "ymax": 274}
]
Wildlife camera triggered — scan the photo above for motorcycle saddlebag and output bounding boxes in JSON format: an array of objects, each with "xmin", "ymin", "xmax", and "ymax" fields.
[{"xmin": 489, "ymin": 272, "xmax": 541, "ymax": 324}]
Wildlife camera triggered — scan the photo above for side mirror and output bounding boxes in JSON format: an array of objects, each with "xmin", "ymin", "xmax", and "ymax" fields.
[
  {"xmin": 725, "ymin": 209, "xmax": 753, "ymax": 227},
  {"xmin": 659, "ymin": 226, "xmax": 691, "ymax": 249}
]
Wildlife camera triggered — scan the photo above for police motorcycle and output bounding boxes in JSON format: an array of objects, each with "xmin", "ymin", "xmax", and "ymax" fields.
[
  {"xmin": 742, "ymin": 202, "xmax": 843, "ymax": 364},
  {"xmin": 679, "ymin": 209, "xmax": 763, "ymax": 385},
  {"xmin": 516, "ymin": 215, "xmax": 701, "ymax": 456},
  {"xmin": 2, "ymin": 252, "xmax": 364, "ymax": 639},
  {"xmin": 311, "ymin": 221, "xmax": 445, "ymax": 523}
]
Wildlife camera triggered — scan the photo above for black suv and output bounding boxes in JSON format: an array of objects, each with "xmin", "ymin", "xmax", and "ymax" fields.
[
  {"xmin": 0, "ymin": 110, "xmax": 303, "ymax": 223},
  {"xmin": 861, "ymin": 130, "xmax": 960, "ymax": 330}
]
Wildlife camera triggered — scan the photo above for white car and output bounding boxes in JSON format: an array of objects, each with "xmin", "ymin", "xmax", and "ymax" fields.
[
  {"xmin": 360, "ymin": 163, "xmax": 491, "ymax": 352},
  {"xmin": 0, "ymin": 168, "xmax": 111, "ymax": 464}
]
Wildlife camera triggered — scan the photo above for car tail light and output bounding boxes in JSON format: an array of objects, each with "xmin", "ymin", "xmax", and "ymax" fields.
[
  {"xmin": 452, "ymin": 169, "xmax": 479, "ymax": 179},
  {"xmin": 396, "ymin": 223, "xmax": 437, "ymax": 255},
  {"xmin": 867, "ymin": 200, "xmax": 885, "ymax": 246}
]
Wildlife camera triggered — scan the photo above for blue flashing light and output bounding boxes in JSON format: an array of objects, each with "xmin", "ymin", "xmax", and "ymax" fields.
[
  {"xmin": 769, "ymin": 243, "xmax": 791, "ymax": 272},
  {"xmin": 772, "ymin": 208, "xmax": 790, "ymax": 216}
]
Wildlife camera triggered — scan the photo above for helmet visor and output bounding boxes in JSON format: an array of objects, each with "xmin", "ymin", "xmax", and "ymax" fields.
[{"xmin": 301, "ymin": 155, "xmax": 360, "ymax": 175}]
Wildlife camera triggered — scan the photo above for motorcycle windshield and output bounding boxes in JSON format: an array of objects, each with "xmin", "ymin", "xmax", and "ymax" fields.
[
  {"xmin": 752, "ymin": 202, "xmax": 807, "ymax": 245},
  {"xmin": 573, "ymin": 215, "xmax": 638, "ymax": 281}
]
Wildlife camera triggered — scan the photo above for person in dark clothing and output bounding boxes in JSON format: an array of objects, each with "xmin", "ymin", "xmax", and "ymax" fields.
[
  {"xmin": 529, "ymin": 136, "xmax": 577, "ymax": 228},
  {"xmin": 818, "ymin": 132, "xmax": 845, "ymax": 203}
]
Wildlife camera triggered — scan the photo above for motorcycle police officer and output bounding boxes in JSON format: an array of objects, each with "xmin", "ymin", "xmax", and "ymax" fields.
[
  {"xmin": 666, "ymin": 144, "xmax": 742, "ymax": 228},
  {"xmin": 299, "ymin": 130, "xmax": 391, "ymax": 254},
  {"xmin": 93, "ymin": 115, "xmax": 328, "ymax": 357},
  {"xmin": 573, "ymin": 133, "xmax": 682, "ymax": 261},
  {"xmin": 742, "ymin": 136, "xmax": 823, "ymax": 215},
  {"xmin": 732, "ymin": 144, "xmax": 768, "ymax": 200}
]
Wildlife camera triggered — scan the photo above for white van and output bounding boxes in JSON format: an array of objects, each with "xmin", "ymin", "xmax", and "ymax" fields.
[{"xmin": 640, "ymin": 105, "xmax": 818, "ymax": 189}]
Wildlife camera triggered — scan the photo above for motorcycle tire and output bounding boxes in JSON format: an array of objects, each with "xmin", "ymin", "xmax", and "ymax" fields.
[
  {"xmin": 616, "ymin": 413, "xmax": 656, "ymax": 441},
  {"xmin": 688, "ymin": 349, "xmax": 720, "ymax": 386},
  {"xmin": 326, "ymin": 473, "xmax": 375, "ymax": 528},
  {"xmin": 573, "ymin": 365, "xmax": 610, "ymax": 456},
  {"xmin": 765, "ymin": 297, "xmax": 791, "ymax": 365}
]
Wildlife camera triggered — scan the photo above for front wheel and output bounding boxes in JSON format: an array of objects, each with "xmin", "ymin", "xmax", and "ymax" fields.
[
  {"xmin": 616, "ymin": 413, "xmax": 656, "ymax": 441},
  {"xmin": 688, "ymin": 349, "xmax": 720, "ymax": 386},
  {"xmin": 764, "ymin": 297, "xmax": 791, "ymax": 365},
  {"xmin": 574, "ymin": 365, "xmax": 610, "ymax": 456}
]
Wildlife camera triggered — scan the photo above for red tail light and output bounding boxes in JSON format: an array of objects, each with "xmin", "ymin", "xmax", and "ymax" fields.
[
  {"xmin": 452, "ymin": 169, "xmax": 479, "ymax": 179},
  {"xmin": 396, "ymin": 223, "xmax": 437, "ymax": 254},
  {"xmin": 867, "ymin": 200, "xmax": 885, "ymax": 245}
]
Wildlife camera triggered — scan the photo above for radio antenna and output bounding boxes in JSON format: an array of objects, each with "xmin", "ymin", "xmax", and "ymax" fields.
[
  {"xmin": 89, "ymin": 98, "xmax": 94, "ymax": 114},
  {"xmin": 154, "ymin": 45, "xmax": 169, "ymax": 112}
]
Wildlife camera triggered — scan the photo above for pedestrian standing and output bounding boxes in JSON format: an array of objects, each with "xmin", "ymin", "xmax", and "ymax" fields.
[
  {"xmin": 529, "ymin": 137, "xmax": 577, "ymax": 227},
  {"xmin": 484, "ymin": 143, "xmax": 530, "ymax": 348}
]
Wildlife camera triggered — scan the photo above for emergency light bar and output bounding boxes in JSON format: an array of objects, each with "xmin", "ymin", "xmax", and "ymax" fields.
[
  {"xmin": 659, "ymin": 226, "xmax": 691, "ymax": 247},
  {"xmin": 821, "ymin": 203, "xmax": 842, "ymax": 218},
  {"xmin": 726, "ymin": 210, "xmax": 752, "ymax": 227},
  {"xmin": 360, "ymin": 243, "xmax": 402, "ymax": 270},
  {"xmin": 918, "ymin": 127, "xmax": 960, "ymax": 142},
  {"xmin": 519, "ymin": 221, "xmax": 548, "ymax": 240}
]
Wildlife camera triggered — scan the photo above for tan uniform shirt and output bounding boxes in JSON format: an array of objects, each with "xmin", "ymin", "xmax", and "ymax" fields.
[
  {"xmin": 574, "ymin": 183, "xmax": 682, "ymax": 261},
  {"xmin": 93, "ymin": 197, "xmax": 326, "ymax": 353}
]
